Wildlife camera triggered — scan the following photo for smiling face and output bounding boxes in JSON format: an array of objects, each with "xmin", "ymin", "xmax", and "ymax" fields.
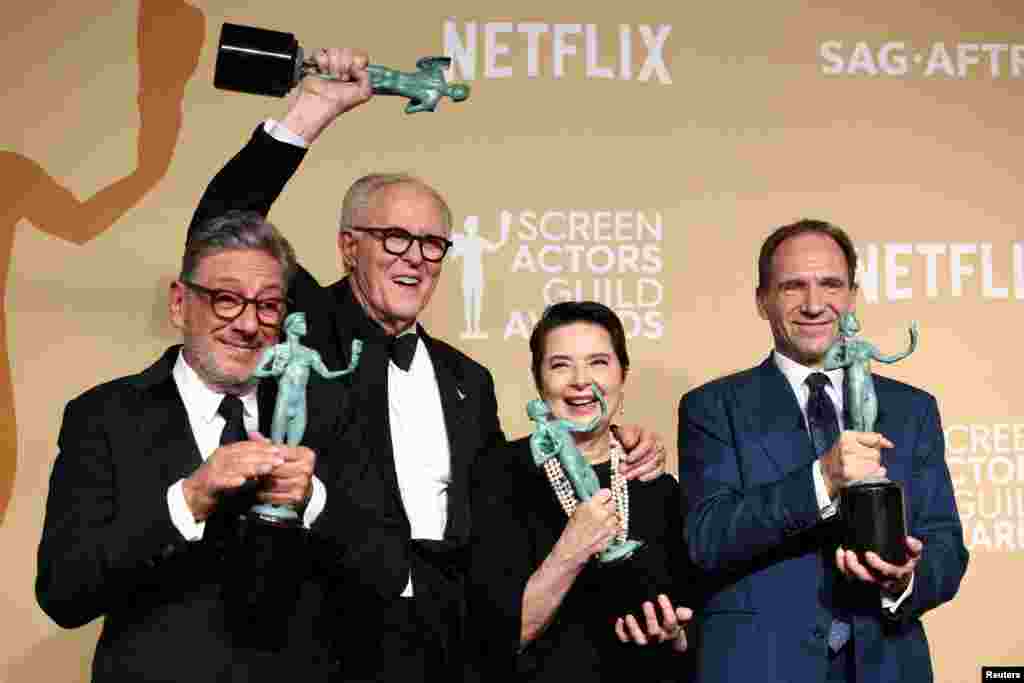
[
  {"xmin": 340, "ymin": 181, "xmax": 449, "ymax": 335},
  {"xmin": 757, "ymin": 231, "xmax": 858, "ymax": 368},
  {"xmin": 170, "ymin": 248, "xmax": 284, "ymax": 393},
  {"xmin": 538, "ymin": 322, "xmax": 627, "ymax": 445}
]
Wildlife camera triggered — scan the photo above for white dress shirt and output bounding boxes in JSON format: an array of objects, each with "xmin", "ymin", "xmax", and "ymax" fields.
[
  {"xmin": 772, "ymin": 350, "xmax": 913, "ymax": 610},
  {"xmin": 165, "ymin": 351, "xmax": 326, "ymax": 540},
  {"xmin": 388, "ymin": 334, "xmax": 452, "ymax": 596},
  {"xmin": 262, "ymin": 118, "xmax": 454, "ymax": 597}
]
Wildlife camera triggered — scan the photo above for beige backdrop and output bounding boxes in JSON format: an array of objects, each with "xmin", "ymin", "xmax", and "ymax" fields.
[{"xmin": 3, "ymin": 1, "xmax": 1021, "ymax": 681}]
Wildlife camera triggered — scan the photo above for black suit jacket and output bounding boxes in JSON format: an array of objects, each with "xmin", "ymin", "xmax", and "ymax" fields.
[
  {"xmin": 36, "ymin": 346, "xmax": 348, "ymax": 683},
  {"xmin": 189, "ymin": 126, "xmax": 506, "ymax": 677}
]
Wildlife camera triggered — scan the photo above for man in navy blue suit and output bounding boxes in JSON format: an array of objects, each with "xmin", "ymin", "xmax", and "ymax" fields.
[{"xmin": 678, "ymin": 219, "xmax": 967, "ymax": 682}]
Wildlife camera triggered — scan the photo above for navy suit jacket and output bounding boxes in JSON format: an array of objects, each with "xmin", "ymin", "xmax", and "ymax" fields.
[{"xmin": 678, "ymin": 356, "xmax": 967, "ymax": 683}]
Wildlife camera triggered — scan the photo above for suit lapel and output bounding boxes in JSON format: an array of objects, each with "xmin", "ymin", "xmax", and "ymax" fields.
[
  {"xmin": 421, "ymin": 330, "xmax": 470, "ymax": 464},
  {"xmin": 127, "ymin": 347, "xmax": 202, "ymax": 485},
  {"xmin": 354, "ymin": 339, "xmax": 407, "ymax": 513},
  {"xmin": 747, "ymin": 356, "xmax": 818, "ymax": 477},
  {"xmin": 420, "ymin": 329, "xmax": 473, "ymax": 541}
]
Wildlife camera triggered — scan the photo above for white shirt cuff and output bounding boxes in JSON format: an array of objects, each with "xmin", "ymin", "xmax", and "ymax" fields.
[
  {"xmin": 303, "ymin": 475, "xmax": 327, "ymax": 527},
  {"xmin": 263, "ymin": 118, "xmax": 309, "ymax": 148},
  {"xmin": 167, "ymin": 479, "xmax": 205, "ymax": 541},
  {"xmin": 170, "ymin": 473, "xmax": 323, "ymax": 538},
  {"xmin": 882, "ymin": 573, "xmax": 914, "ymax": 612},
  {"xmin": 812, "ymin": 460, "xmax": 838, "ymax": 519}
]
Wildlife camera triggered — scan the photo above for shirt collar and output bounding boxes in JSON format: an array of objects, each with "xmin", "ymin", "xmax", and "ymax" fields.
[
  {"xmin": 172, "ymin": 350, "xmax": 258, "ymax": 424},
  {"xmin": 772, "ymin": 350, "xmax": 844, "ymax": 400}
]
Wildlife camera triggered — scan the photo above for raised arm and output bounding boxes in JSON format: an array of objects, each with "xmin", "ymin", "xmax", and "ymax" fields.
[
  {"xmin": 189, "ymin": 47, "xmax": 373, "ymax": 239},
  {"xmin": 250, "ymin": 346, "xmax": 280, "ymax": 378},
  {"xmin": 310, "ymin": 340, "xmax": 362, "ymax": 378},
  {"xmin": 873, "ymin": 321, "xmax": 918, "ymax": 364},
  {"xmin": 822, "ymin": 339, "xmax": 851, "ymax": 371}
]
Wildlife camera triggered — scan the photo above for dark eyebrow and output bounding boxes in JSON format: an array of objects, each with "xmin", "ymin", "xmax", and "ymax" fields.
[{"xmin": 818, "ymin": 275, "xmax": 848, "ymax": 286}]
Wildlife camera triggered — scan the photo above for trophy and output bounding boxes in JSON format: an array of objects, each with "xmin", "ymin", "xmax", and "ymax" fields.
[
  {"xmin": 222, "ymin": 312, "xmax": 361, "ymax": 642},
  {"xmin": 824, "ymin": 311, "xmax": 918, "ymax": 565},
  {"xmin": 214, "ymin": 22, "xmax": 470, "ymax": 113},
  {"xmin": 528, "ymin": 383, "xmax": 644, "ymax": 564}
]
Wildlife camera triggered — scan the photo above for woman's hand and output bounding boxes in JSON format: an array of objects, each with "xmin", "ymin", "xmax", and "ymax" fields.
[
  {"xmin": 521, "ymin": 489, "xmax": 619, "ymax": 647},
  {"xmin": 551, "ymin": 489, "xmax": 619, "ymax": 567},
  {"xmin": 615, "ymin": 594, "xmax": 693, "ymax": 653}
]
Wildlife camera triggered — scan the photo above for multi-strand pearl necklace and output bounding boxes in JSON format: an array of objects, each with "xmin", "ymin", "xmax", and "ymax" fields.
[{"xmin": 543, "ymin": 433, "xmax": 630, "ymax": 543}]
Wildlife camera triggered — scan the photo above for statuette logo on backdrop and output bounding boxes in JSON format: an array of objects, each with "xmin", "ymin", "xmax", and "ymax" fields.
[
  {"xmin": 454, "ymin": 210, "xmax": 666, "ymax": 341},
  {"xmin": 444, "ymin": 21, "xmax": 672, "ymax": 84},
  {"xmin": 452, "ymin": 215, "xmax": 511, "ymax": 339}
]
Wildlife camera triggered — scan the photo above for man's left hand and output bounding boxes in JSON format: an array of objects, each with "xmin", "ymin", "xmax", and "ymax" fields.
[
  {"xmin": 836, "ymin": 535, "xmax": 923, "ymax": 597},
  {"xmin": 611, "ymin": 424, "xmax": 666, "ymax": 482}
]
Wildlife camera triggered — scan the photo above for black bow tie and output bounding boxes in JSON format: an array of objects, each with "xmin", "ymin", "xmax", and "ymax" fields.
[{"xmin": 389, "ymin": 333, "xmax": 418, "ymax": 371}]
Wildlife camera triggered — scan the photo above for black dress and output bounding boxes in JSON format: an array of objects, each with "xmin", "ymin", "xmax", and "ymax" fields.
[{"xmin": 468, "ymin": 437, "xmax": 696, "ymax": 682}]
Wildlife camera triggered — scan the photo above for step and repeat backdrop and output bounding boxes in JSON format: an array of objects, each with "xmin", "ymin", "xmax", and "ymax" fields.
[{"xmin": 2, "ymin": 0, "xmax": 1021, "ymax": 680}]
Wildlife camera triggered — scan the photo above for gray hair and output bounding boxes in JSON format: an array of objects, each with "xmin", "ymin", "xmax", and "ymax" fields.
[
  {"xmin": 338, "ymin": 173, "xmax": 453, "ymax": 237},
  {"xmin": 181, "ymin": 210, "xmax": 297, "ymax": 290}
]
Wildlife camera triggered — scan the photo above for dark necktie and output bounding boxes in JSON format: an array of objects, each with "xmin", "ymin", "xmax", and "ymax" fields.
[
  {"xmin": 806, "ymin": 372, "xmax": 850, "ymax": 654},
  {"xmin": 389, "ymin": 333, "xmax": 418, "ymax": 371},
  {"xmin": 806, "ymin": 373, "xmax": 839, "ymax": 457},
  {"xmin": 218, "ymin": 395, "xmax": 247, "ymax": 445}
]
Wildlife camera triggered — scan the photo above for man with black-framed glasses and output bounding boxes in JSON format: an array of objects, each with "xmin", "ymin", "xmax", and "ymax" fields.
[
  {"xmin": 38, "ymin": 211, "xmax": 344, "ymax": 682},
  {"xmin": 179, "ymin": 279, "xmax": 290, "ymax": 328},
  {"xmin": 190, "ymin": 47, "xmax": 668, "ymax": 683}
]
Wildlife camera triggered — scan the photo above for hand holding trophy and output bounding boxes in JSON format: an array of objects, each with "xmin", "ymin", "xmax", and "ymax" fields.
[
  {"xmin": 823, "ymin": 311, "xmax": 919, "ymax": 566},
  {"xmin": 221, "ymin": 313, "xmax": 361, "ymax": 645},
  {"xmin": 214, "ymin": 23, "xmax": 470, "ymax": 113},
  {"xmin": 528, "ymin": 383, "xmax": 644, "ymax": 564}
]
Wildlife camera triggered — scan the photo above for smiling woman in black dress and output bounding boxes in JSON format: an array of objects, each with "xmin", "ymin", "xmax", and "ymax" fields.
[{"xmin": 468, "ymin": 302, "xmax": 696, "ymax": 682}]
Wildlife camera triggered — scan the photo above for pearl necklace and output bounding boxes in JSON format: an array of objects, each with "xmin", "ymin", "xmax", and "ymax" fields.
[{"xmin": 543, "ymin": 433, "xmax": 630, "ymax": 543}]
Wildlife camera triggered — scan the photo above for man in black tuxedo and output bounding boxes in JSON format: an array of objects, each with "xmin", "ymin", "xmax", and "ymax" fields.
[
  {"xmin": 190, "ymin": 48, "xmax": 666, "ymax": 682},
  {"xmin": 36, "ymin": 212, "xmax": 346, "ymax": 682}
]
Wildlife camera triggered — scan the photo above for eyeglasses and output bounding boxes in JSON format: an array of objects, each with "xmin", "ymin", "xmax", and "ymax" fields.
[
  {"xmin": 348, "ymin": 226, "xmax": 453, "ymax": 263},
  {"xmin": 182, "ymin": 281, "xmax": 287, "ymax": 326}
]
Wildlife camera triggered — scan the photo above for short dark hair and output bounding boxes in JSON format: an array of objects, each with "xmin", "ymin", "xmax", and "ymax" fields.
[
  {"xmin": 182, "ymin": 211, "xmax": 297, "ymax": 291},
  {"xmin": 529, "ymin": 301, "xmax": 630, "ymax": 391},
  {"xmin": 757, "ymin": 219, "xmax": 857, "ymax": 292}
]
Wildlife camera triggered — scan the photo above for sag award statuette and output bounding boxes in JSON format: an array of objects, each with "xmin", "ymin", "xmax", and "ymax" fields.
[
  {"xmin": 213, "ymin": 22, "xmax": 470, "ymax": 113},
  {"xmin": 250, "ymin": 312, "xmax": 362, "ymax": 523},
  {"xmin": 824, "ymin": 311, "xmax": 919, "ymax": 565},
  {"xmin": 528, "ymin": 384, "xmax": 644, "ymax": 564},
  {"xmin": 223, "ymin": 312, "xmax": 361, "ymax": 641}
]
